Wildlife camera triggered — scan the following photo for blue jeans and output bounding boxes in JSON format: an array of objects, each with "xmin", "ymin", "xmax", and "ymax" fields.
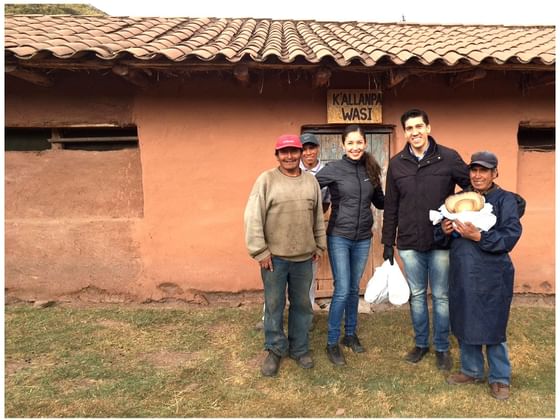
[
  {"xmin": 261, "ymin": 256, "xmax": 313, "ymax": 357},
  {"xmin": 459, "ymin": 341, "xmax": 511, "ymax": 385},
  {"xmin": 398, "ymin": 249, "xmax": 450, "ymax": 352},
  {"xmin": 260, "ymin": 261, "xmax": 317, "ymax": 322},
  {"xmin": 326, "ymin": 235, "xmax": 371, "ymax": 345}
]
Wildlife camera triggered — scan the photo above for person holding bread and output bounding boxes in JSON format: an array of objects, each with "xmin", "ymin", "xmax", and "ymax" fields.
[
  {"xmin": 435, "ymin": 151, "xmax": 523, "ymax": 400},
  {"xmin": 382, "ymin": 108, "xmax": 470, "ymax": 370}
]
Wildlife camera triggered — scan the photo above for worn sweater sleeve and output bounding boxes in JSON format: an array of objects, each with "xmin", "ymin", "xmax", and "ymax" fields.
[
  {"xmin": 313, "ymin": 181, "xmax": 327, "ymax": 256},
  {"xmin": 243, "ymin": 173, "xmax": 271, "ymax": 261}
]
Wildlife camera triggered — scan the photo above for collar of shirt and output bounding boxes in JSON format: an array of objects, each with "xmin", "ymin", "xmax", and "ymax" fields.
[
  {"xmin": 299, "ymin": 159, "xmax": 324, "ymax": 174},
  {"xmin": 466, "ymin": 183, "xmax": 499, "ymax": 196},
  {"xmin": 408, "ymin": 138, "xmax": 434, "ymax": 162}
]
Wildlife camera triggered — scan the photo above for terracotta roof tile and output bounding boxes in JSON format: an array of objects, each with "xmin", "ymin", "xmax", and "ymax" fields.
[
  {"xmin": 47, "ymin": 45, "xmax": 78, "ymax": 57},
  {"xmin": 120, "ymin": 47, "xmax": 152, "ymax": 57},
  {"xmin": 218, "ymin": 47, "xmax": 239, "ymax": 60},
  {"xmin": 4, "ymin": 15, "xmax": 555, "ymax": 68},
  {"xmin": 9, "ymin": 45, "xmax": 38, "ymax": 57}
]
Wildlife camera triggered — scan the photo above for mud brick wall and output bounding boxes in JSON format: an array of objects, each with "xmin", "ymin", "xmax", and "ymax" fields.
[{"xmin": 5, "ymin": 149, "xmax": 144, "ymax": 301}]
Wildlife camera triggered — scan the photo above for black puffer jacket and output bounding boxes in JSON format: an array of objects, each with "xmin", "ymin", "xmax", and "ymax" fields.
[
  {"xmin": 381, "ymin": 137, "xmax": 470, "ymax": 251},
  {"xmin": 316, "ymin": 155, "xmax": 384, "ymax": 241}
]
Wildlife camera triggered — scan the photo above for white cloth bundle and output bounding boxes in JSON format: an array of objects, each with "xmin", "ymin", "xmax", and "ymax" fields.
[{"xmin": 429, "ymin": 202, "xmax": 497, "ymax": 231}]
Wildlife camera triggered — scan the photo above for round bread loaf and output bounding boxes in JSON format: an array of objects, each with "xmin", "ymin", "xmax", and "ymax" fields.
[{"xmin": 445, "ymin": 192, "xmax": 485, "ymax": 213}]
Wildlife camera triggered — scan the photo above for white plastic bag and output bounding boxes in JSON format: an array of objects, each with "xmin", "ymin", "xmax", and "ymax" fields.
[
  {"xmin": 364, "ymin": 260, "xmax": 390, "ymax": 304},
  {"xmin": 387, "ymin": 262, "xmax": 410, "ymax": 306}
]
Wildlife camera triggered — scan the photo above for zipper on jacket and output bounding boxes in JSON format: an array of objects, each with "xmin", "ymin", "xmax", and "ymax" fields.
[
  {"xmin": 355, "ymin": 163, "xmax": 362, "ymax": 240},
  {"xmin": 418, "ymin": 154, "xmax": 442, "ymax": 168},
  {"xmin": 401, "ymin": 151, "xmax": 442, "ymax": 169}
]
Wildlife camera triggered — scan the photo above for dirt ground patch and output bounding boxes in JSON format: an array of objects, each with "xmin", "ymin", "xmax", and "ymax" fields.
[
  {"xmin": 511, "ymin": 293, "xmax": 555, "ymax": 306},
  {"xmin": 144, "ymin": 350, "xmax": 203, "ymax": 369},
  {"xmin": 5, "ymin": 290, "xmax": 554, "ymax": 310}
]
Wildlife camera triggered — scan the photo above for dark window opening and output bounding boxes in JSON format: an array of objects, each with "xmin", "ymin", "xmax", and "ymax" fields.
[
  {"xmin": 5, "ymin": 127, "xmax": 138, "ymax": 151},
  {"xmin": 5, "ymin": 128, "xmax": 52, "ymax": 151},
  {"xmin": 518, "ymin": 126, "xmax": 555, "ymax": 151},
  {"xmin": 57, "ymin": 127, "xmax": 138, "ymax": 151}
]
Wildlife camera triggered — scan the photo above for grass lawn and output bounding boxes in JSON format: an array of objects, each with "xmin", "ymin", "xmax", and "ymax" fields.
[{"xmin": 4, "ymin": 302, "xmax": 555, "ymax": 417}]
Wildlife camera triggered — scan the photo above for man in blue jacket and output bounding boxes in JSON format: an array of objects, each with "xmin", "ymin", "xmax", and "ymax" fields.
[
  {"xmin": 436, "ymin": 151, "xmax": 522, "ymax": 400},
  {"xmin": 382, "ymin": 109, "xmax": 470, "ymax": 370}
]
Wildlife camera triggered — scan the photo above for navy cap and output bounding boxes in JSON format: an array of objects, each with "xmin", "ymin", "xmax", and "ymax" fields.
[
  {"xmin": 469, "ymin": 151, "xmax": 498, "ymax": 169},
  {"xmin": 300, "ymin": 132, "xmax": 320, "ymax": 146}
]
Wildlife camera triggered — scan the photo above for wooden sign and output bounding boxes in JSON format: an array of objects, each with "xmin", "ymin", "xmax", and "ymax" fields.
[{"xmin": 327, "ymin": 89, "xmax": 382, "ymax": 123}]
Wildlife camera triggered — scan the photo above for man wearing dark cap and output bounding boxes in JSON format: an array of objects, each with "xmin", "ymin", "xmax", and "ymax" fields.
[
  {"xmin": 299, "ymin": 132, "xmax": 331, "ymax": 311},
  {"xmin": 382, "ymin": 108, "xmax": 470, "ymax": 371},
  {"xmin": 435, "ymin": 151, "xmax": 523, "ymax": 400},
  {"xmin": 470, "ymin": 150, "xmax": 498, "ymax": 168},
  {"xmin": 244, "ymin": 134, "xmax": 327, "ymax": 377}
]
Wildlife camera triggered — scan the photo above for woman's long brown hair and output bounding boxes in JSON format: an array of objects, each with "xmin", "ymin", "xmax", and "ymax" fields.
[{"xmin": 342, "ymin": 124, "xmax": 382, "ymax": 188}]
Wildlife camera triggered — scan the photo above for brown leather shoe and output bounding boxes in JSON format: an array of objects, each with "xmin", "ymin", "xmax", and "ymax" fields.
[
  {"xmin": 489, "ymin": 382, "xmax": 510, "ymax": 400},
  {"xmin": 261, "ymin": 351, "xmax": 281, "ymax": 376},
  {"xmin": 290, "ymin": 351, "xmax": 314, "ymax": 369},
  {"xmin": 446, "ymin": 372, "xmax": 483, "ymax": 385},
  {"xmin": 435, "ymin": 351, "xmax": 453, "ymax": 371},
  {"xmin": 404, "ymin": 346, "xmax": 429, "ymax": 363}
]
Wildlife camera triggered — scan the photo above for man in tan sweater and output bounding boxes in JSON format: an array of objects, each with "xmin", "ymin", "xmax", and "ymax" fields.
[{"xmin": 244, "ymin": 134, "xmax": 327, "ymax": 377}]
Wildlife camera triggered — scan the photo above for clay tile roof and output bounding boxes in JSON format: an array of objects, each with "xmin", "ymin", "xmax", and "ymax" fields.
[{"xmin": 4, "ymin": 15, "xmax": 555, "ymax": 67}]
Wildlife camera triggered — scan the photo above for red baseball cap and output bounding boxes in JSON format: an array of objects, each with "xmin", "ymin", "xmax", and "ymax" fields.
[{"xmin": 275, "ymin": 134, "xmax": 303, "ymax": 150}]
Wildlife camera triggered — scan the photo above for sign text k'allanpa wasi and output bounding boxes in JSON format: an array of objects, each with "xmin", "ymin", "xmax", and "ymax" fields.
[{"xmin": 327, "ymin": 90, "xmax": 382, "ymax": 123}]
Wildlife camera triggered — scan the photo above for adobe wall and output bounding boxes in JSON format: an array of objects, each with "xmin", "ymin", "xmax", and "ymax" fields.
[
  {"xmin": 131, "ymin": 76, "xmax": 327, "ymax": 300},
  {"xmin": 4, "ymin": 71, "xmax": 555, "ymax": 301},
  {"xmin": 5, "ymin": 148, "xmax": 144, "ymax": 301}
]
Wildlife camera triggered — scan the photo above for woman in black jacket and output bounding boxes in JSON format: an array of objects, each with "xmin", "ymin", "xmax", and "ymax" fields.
[{"xmin": 316, "ymin": 125, "xmax": 384, "ymax": 366}]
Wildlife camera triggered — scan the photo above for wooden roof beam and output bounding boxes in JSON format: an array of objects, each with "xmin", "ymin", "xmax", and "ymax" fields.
[
  {"xmin": 5, "ymin": 58, "xmax": 554, "ymax": 73},
  {"xmin": 233, "ymin": 63, "xmax": 250, "ymax": 86},
  {"xmin": 5, "ymin": 64, "xmax": 53, "ymax": 87},
  {"xmin": 449, "ymin": 68, "xmax": 487, "ymax": 87},
  {"xmin": 524, "ymin": 72, "xmax": 555, "ymax": 90},
  {"xmin": 111, "ymin": 64, "xmax": 152, "ymax": 88},
  {"xmin": 313, "ymin": 67, "xmax": 332, "ymax": 88},
  {"xmin": 387, "ymin": 69, "xmax": 410, "ymax": 88}
]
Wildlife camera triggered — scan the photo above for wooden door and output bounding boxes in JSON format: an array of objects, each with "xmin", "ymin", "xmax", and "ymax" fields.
[{"xmin": 302, "ymin": 125, "xmax": 393, "ymax": 298}]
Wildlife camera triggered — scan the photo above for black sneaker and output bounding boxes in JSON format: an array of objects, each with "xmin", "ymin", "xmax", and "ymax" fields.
[
  {"xmin": 326, "ymin": 344, "xmax": 346, "ymax": 366},
  {"xmin": 261, "ymin": 351, "xmax": 281, "ymax": 376},
  {"xmin": 435, "ymin": 351, "xmax": 453, "ymax": 371},
  {"xmin": 290, "ymin": 351, "xmax": 314, "ymax": 369},
  {"xmin": 341, "ymin": 334, "xmax": 365, "ymax": 353},
  {"xmin": 405, "ymin": 346, "xmax": 429, "ymax": 363}
]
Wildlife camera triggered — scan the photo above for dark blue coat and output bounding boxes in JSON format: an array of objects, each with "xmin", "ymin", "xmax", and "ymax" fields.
[{"xmin": 435, "ymin": 186, "xmax": 522, "ymax": 345}]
